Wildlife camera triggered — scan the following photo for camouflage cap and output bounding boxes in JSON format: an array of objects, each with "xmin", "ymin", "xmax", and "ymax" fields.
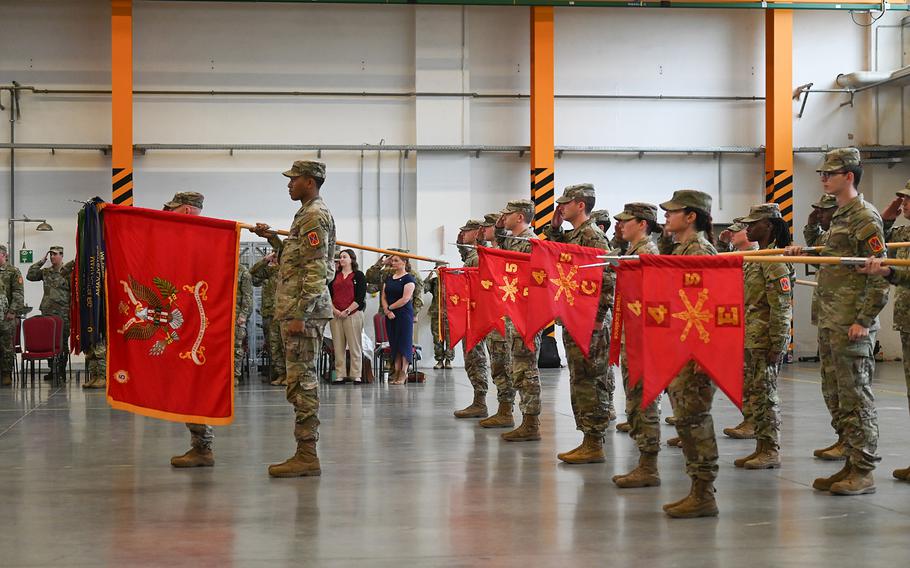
[
  {"xmin": 386, "ymin": 247, "xmax": 409, "ymax": 254},
  {"xmin": 164, "ymin": 191, "xmax": 204, "ymax": 210},
  {"xmin": 817, "ymin": 147, "xmax": 861, "ymax": 173},
  {"xmin": 556, "ymin": 183, "xmax": 596, "ymax": 204},
  {"xmin": 481, "ymin": 212, "xmax": 501, "ymax": 227},
  {"xmin": 727, "ymin": 218, "xmax": 747, "ymax": 233},
  {"xmin": 740, "ymin": 203, "xmax": 782, "ymax": 223},
  {"xmin": 0, "ymin": 245, "xmax": 7, "ymax": 255},
  {"xmin": 811, "ymin": 194, "xmax": 838, "ymax": 209},
  {"xmin": 896, "ymin": 179, "xmax": 910, "ymax": 199},
  {"xmin": 459, "ymin": 219, "xmax": 484, "ymax": 232},
  {"xmin": 614, "ymin": 202, "xmax": 658, "ymax": 223},
  {"xmin": 283, "ymin": 160, "xmax": 326, "ymax": 180},
  {"xmin": 660, "ymin": 189, "xmax": 712, "ymax": 214},
  {"xmin": 591, "ymin": 209, "xmax": 612, "ymax": 225},
  {"xmin": 49, "ymin": 246, "xmax": 64, "ymax": 254},
  {"xmin": 502, "ymin": 199, "xmax": 535, "ymax": 214}
]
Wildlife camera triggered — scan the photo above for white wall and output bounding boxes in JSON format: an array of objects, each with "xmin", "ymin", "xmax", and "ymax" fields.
[{"xmin": 2, "ymin": 1, "xmax": 909, "ymax": 362}]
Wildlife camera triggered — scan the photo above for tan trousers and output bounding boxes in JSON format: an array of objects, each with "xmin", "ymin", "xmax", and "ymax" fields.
[{"xmin": 329, "ymin": 311, "xmax": 364, "ymax": 379}]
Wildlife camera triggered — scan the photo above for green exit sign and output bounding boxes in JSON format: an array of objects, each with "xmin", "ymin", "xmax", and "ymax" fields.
[{"xmin": 19, "ymin": 249, "xmax": 33, "ymax": 263}]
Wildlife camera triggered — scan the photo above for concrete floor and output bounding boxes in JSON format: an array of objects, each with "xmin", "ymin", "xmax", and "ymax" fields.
[{"xmin": 0, "ymin": 362, "xmax": 908, "ymax": 567}]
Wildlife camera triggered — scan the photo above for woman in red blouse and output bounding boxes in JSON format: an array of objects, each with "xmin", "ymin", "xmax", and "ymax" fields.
[{"xmin": 329, "ymin": 249, "xmax": 367, "ymax": 383}]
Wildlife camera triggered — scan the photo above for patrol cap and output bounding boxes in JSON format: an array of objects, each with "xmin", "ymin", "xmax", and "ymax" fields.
[
  {"xmin": 556, "ymin": 183, "xmax": 596, "ymax": 204},
  {"xmin": 896, "ymin": 179, "xmax": 910, "ymax": 199},
  {"xmin": 502, "ymin": 199, "xmax": 535, "ymax": 215},
  {"xmin": 459, "ymin": 219, "xmax": 484, "ymax": 232},
  {"xmin": 816, "ymin": 147, "xmax": 861, "ymax": 173},
  {"xmin": 49, "ymin": 246, "xmax": 64, "ymax": 254},
  {"xmin": 386, "ymin": 247, "xmax": 409, "ymax": 254},
  {"xmin": 283, "ymin": 160, "xmax": 326, "ymax": 180},
  {"xmin": 591, "ymin": 210, "xmax": 612, "ymax": 226},
  {"xmin": 660, "ymin": 189, "xmax": 712, "ymax": 214},
  {"xmin": 164, "ymin": 191, "xmax": 204, "ymax": 210},
  {"xmin": 614, "ymin": 202, "xmax": 658, "ymax": 223},
  {"xmin": 740, "ymin": 203, "xmax": 782, "ymax": 224},
  {"xmin": 727, "ymin": 218, "xmax": 747, "ymax": 233},
  {"xmin": 481, "ymin": 212, "xmax": 501, "ymax": 227},
  {"xmin": 0, "ymin": 245, "xmax": 7, "ymax": 255},
  {"xmin": 811, "ymin": 194, "xmax": 838, "ymax": 209}
]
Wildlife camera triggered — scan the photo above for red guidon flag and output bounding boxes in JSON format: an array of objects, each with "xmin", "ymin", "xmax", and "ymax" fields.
[
  {"xmin": 439, "ymin": 267, "xmax": 470, "ymax": 347},
  {"xmin": 464, "ymin": 266, "xmax": 505, "ymax": 352},
  {"xmin": 609, "ymin": 260, "xmax": 646, "ymax": 390},
  {"xmin": 639, "ymin": 255, "xmax": 744, "ymax": 409},
  {"xmin": 527, "ymin": 239, "xmax": 605, "ymax": 357},
  {"xmin": 103, "ymin": 205, "xmax": 240, "ymax": 425},
  {"xmin": 477, "ymin": 246, "xmax": 533, "ymax": 349}
]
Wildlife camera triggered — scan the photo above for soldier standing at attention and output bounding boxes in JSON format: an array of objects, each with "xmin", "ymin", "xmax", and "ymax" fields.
[
  {"xmin": 544, "ymin": 186, "xmax": 614, "ymax": 462},
  {"xmin": 425, "ymin": 265, "xmax": 454, "ymax": 369},
  {"xmin": 478, "ymin": 212, "xmax": 516, "ymax": 429},
  {"xmin": 234, "ymin": 264, "xmax": 253, "ymax": 386},
  {"xmin": 251, "ymin": 251, "xmax": 287, "ymax": 385},
  {"xmin": 734, "ymin": 204, "xmax": 792, "ymax": 470},
  {"xmin": 611, "ymin": 203, "xmax": 663, "ymax": 487},
  {"xmin": 659, "ymin": 189, "xmax": 720, "ymax": 518},
  {"xmin": 27, "ymin": 246, "xmax": 75, "ymax": 381},
  {"xmin": 453, "ymin": 219, "xmax": 490, "ymax": 419},
  {"xmin": 0, "ymin": 245, "xmax": 24, "ymax": 387},
  {"xmin": 786, "ymin": 148, "xmax": 888, "ymax": 496},
  {"xmin": 493, "ymin": 200, "xmax": 543, "ymax": 442},
  {"xmin": 255, "ymin": 161, "xmax": 335, "ymax": 478}
]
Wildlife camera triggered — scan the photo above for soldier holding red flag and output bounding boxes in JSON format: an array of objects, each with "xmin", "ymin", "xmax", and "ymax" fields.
[{"xmin": 453, "ymin": 219, "xmax": 491, "ymax": 419}]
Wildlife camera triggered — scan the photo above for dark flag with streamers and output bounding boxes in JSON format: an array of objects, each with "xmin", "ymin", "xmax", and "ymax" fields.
[{"xmin": 72, "ymin": 197, "xmax": 107, "ymax": 355}]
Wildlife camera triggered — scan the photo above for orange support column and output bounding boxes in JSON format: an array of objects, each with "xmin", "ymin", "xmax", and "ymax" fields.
[
  {"xmin": 530, "ymin": 7, "xmax": 555, "ymax": 235},
  {"xmin": 111, "ymin": 0, "xmax": 134, "ymax": 205},
  {"xmin": 765, "ymin": 9, "xmax": 793, "ymax": 229}
]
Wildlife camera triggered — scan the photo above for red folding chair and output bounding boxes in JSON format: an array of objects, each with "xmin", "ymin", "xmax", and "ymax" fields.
[{"xmin": 21, "ymin": 316, "xmax": 63, "ymax": 387}]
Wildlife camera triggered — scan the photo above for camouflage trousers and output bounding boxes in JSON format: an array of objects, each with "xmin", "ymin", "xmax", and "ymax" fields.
[
  {"xmin": 742, "ymin": 349, "xmax": 781, "ymax": 447},
  {"xmin": 282, "ymin": 318, "xmax": 327, "ymax": 443},
  {"xmin": 462, "ymin": 338, "xmax": 489, "ymax": 395},
  {"xmin": 267, "ymin": 317, "xmax": 287, "ymax": 380},
  {"xmin": 900, "ymin": 332, "xmax": 910, "ymax": 414},
  {"xmin": 430, "ymin": 309, "xmax": 454, "ymax": 363},
  {"xmin": 511, "ymin": 325, "xmax": 542, "ymax": 416},
  {"xmin": 564, "ymin": 327, "xmax": 612, "ymax": 436},
  {"xmin": 487, "ymin": 330, "xmax": 513, "ymax": 404},
  {"xmin": 621, "ymin": 348, "xmax": 660, "ymax": 454},
  {"xmin": 0, "ymin": 318, "xmax": 15, "ymax": 373},
  {"xmin": 667, "ymin": 362, "xmax": 718, "ymax": 481},
  {"xmin": 234, "ymin": 322, "xmax": 247, "ymax": 380},
  {"xmin": 186, "ymin": 423, "xmax": 214, "ymax": 451},
  {"xmin": 54, "ymin": 319, "xmax": 70, "ymax": 376},
  {"xmin": 85, "ymin": 342, "xmax": 106, "ymax": 378},
  {"xmin": 818, "ymin": 327, "xmax": 880, "ymax": 471}
]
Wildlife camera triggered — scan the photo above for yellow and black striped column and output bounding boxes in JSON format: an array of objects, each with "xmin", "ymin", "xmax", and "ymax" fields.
[
  {"xmin": 765, "ymin": 169, "xmax": 793, "ymax": 231},
  {"xmin": 532, "ymin": 167, "xmax": 555, "ymax": 235},
  {"xmin": 112, "ymin": 167, "xmax": 133, "ymax": 206}
]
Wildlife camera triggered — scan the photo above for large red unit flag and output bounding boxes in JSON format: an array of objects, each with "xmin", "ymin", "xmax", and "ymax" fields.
[
  {"xmin": 527, "ymin": 239, "xmax": 605, "ymax": 357},
  {"xmin": 439, "ymin": 267, "xmax": 469, "ymax": 347},
  {"xmin": 477, "ymin": 247, "xmax": 533, "ymax": 349},
  {"xmin": 639, "ymin": 255, "xmax": 744, "ymax": 410},
  {"xmin": 464, "ymin": 266, "xmax": 504, "ymax": 352},
  {"xmin": 609, "ymin": 260, "xmax": 646, "ymax": 389},
  {"xmin": 103, "ymin": 205, "xmax": 240, "ymax": 425}
]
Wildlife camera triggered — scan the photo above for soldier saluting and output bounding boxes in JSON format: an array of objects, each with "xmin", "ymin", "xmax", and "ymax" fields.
[{"xmin": 27, "ymin": 246, "xmax": 75, "ymax": 381}]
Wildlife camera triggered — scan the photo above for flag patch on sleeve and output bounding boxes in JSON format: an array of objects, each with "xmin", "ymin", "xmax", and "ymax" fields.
[
  {"xmin": 779, "ymin": 276, "xmax": 791, "ymax": 292},
  {"xmin": 306, "ymin": 231, "xmax": 320, "ymax": 247}
]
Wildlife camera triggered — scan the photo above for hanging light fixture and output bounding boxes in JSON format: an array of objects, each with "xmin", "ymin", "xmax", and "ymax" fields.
[{"xmin": 35, "ymin": 221, "xmax": 53, "ymax": 231}]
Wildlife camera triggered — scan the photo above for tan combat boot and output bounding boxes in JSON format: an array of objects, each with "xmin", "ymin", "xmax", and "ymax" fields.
[
  {"xmin": 615, "ymin": 422, "xmax": 632, "ymax": 433},
  {"xmin": 812, "ymin": 461, "xmax": 851, "ymax": 491},
  {"xmin": 892, "ymin": 466, "xmax": 910, "ymax": 481},
  {"xmin": 665, "ymin": 479, "xmax": 718, "ymax": 518},
  {"xmin": 82, "ymin": 375, "xmax": 106, "ymax": 389},
  {"xmin": 454, "ymin": 393, "xmax": 488, "ymax": 419},
  {"xmin": 557, "ymin": 434, "xmax": 605, "ymax": 464},
  {"xmin": 270, "ymin": 375, "xmax": 287, "ymax": 386},
  {"xmin": 268, "ymin": 441, "xmax": 321, "ymax": 478},
  {"xmin": 830, "ymin": 467, "xmax": 875, "ymax": 495},
  {"xmin": 170, "ymin": 447, "xmax": 215, "ymax": 468},
  {"xmin": 744, "ymin": 440, "xmax": 781, "ymax": 469},
  {"xmin": 816, "ymin": 439, "xmax": 847, "ymax": 461},
  {"xmin": 613, "ymin": 452, "xmax": 661, "ymax": 488},
  {"xmin": 479, "ymin": 402, "xmax": 514, "ymax": 429},
  {"xmin": 501, "ymin": 415, "xmax": 540, "ymax": 442},
  {"xmin": 722, "ymin": 420, "xmax": 756, "ymax": 439},
  {"xmin": 1, "ymin": 373, "xmax": 11, "ymax": 387},
  {"xmin": 813, "ymin": 435, "xmax": 844, "ymax": 459},
  {"xmin": 734, "ymin": 441, "xmax": 761, "ymax": 468},
  {"xmin": 664, "ymin": 416, "xmax": 677, "ymax": 426},
  {"xmin": 667, "ymin": 436, "xmax": 682, "ymax": 448}
]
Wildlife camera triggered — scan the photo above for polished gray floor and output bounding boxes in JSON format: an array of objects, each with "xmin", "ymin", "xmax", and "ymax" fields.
[{"xmin": 1, "ymin": 361, "xmax": 908, "ymax": 567}]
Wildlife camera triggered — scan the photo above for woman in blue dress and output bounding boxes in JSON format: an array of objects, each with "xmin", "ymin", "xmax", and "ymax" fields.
[{"xmin": 381, "ymin": 254, "xmax": 416, "ymax": 384}]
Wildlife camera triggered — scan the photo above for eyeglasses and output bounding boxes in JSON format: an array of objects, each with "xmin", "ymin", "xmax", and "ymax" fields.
[{"xmin": 819, "ymin": 171, "xmax": 847, "ymax": 180}]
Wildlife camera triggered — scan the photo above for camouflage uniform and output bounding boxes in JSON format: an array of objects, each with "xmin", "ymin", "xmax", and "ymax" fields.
[
  {"xmin": 739, "ymin": 205, "xmax": 792, "ymax": 449},
  {"xmin": 813, "ymin": 163, "xmax": 888, "ymax": 472},
  {"xmin": 0, "ymin": 251, "xmax": 25, "ymax": 379},
  {"xmin": 479, "ymin": 214, "xmax": 514, "ymax": 406},
  {"xmin": 250, "ymin": 256, "xmax": 286, "ymax": 381},
  {"xmin": 660, "ymin": 191, "xmax": 720, "ymax": 483},
  {"xmin": 496, "ymin": 214, "xmax": 541, "ymax": 417},
  {"xmin": 884, "ymin": 185, "xmax": 910, "ymax": 417},
  {"xmin": 26, "ymin": 249, "xmax": 75, "ymax": 377},
  {"xmin": 459, "ymin": 232, "xmax": 489, "ymax": 396},
  {"xmin": 425, "ymin": 270, "xmax": 454, "ymax": 365},
  {"xmin": 235, "ymin": 264, "xmax": 254, "ymax": 382},
  {"xmin": 275, "ymin": 162, "xmax": 336, "ymax": 446},
  {"xmin": 543, "ymin": 187, "xmax": 615, "ymax": 436}
]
